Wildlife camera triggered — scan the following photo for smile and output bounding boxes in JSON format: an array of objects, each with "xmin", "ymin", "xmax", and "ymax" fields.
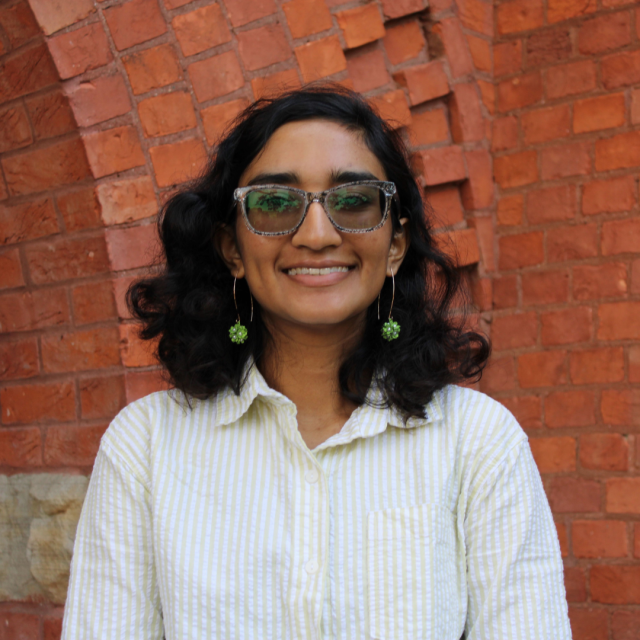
[{"xmin": 285, "ymin": 266, "xmax": 351, "ymax": 275}]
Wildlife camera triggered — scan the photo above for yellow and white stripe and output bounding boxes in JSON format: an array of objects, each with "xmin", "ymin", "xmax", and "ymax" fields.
[{"xmin": 62, "ymin": 364, "xmax": 571, "ymax": 640}]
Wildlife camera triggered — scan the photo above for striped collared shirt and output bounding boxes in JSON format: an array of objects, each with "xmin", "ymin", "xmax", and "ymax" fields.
[{"xmin": 62, "ymin": 364, "xmax": 571, "ymax": 640}]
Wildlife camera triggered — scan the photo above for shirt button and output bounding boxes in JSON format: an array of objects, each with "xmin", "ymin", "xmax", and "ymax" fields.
[
  {"xmin": 305, "ymin": 469, "xmax": 319, "ymax": 484},
  {"xmin": 305, "ymin": 560, "xmax": 319, "ymax": 575}
]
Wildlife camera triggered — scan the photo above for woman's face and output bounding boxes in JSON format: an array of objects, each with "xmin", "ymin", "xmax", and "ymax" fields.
[{"xmin": 218, "ymin": 119, "xmax": 408, "ymax": 334}]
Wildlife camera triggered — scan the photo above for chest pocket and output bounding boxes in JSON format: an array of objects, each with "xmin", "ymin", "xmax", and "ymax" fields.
[{"xmin": 366, "ymin": 503, "xmax": 462, "ymax": 640}]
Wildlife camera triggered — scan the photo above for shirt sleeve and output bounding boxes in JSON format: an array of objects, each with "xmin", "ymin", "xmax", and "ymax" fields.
[
  {"xmin": 61, "ymin": 444, "xmax": 163, "ymax": 640},
  {"xmin": 463, "ymin": 439, "xmax": 572, "ymax": 640}
]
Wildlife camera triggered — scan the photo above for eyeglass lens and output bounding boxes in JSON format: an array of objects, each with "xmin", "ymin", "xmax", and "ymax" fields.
[{"xmin": 244, "ymin": 185, "xmax": 386, "ymax": 233}]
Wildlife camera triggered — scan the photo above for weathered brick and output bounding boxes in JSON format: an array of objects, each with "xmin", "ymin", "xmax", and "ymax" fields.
[
  {"xmin": 601, "ymin": 389, "xmax": 640, "ymax": 426},
  {"xmin": 106, "ymin": 223, "xmax": 160, "ymax": 272},
  {"xmin": 591, "ymin": 565, "xmax": 640, "ymax": 603},
  {"xmin": 414, "ymin": 146, "xmax": 466, "ymax": 187},
  {"xmin": 43, "ymin": 611, "xmax": 63, "ymax": 640},
  {"xmin": 612, "ymin": 611, "xmax": 640, "ymax": 640},
  {"xmin": 568, "ymin": 608, "xmax": 608, "ymax": 640},
  {"xmin": 96, "ymin": 176, "xmax": 157, "ymax": 226},
  {"xmin": 596, "ymin": 131, "xmax": 640, "ymax": 171},
  {"xmin": 493, "ymin": 150, "xmax": 537, "ymax": 189},
  {"xmin": 347, "ymin": 48, "xmax": 390, "ymax": 93},
  {"xmin": 436, "ymin": 18, "xmax": 474, "ymax": 78},
  {"xmin": 409, "ymin": 108, "xmax": 448, "ymax": 146},
  {"xmin": 565, "ymin": 568, "xmax": 587, "ymax": 603},
  {"xmin": 41, "ymin": 326, "xmax": 121, "ymax": 373},
  {"xmin": 449, "ymin": 83, "xmax": 484, "ymax": 143},
  {"xmin": 435, "ymin": 228, "xmax": 480, "ymax": 267},
  {"xmin": 370, "ymin": 90, "xmax": 412, "ymax": 129},
  {"xmin": 580, "ymin": 433, "xmax": 628, "ymax": 471},
  {"xmin": 0, "ymin": 427, "xmax": 42, "ymax": 466},
  {"xmin": 125, "ymin": 369, "xmax": 169, "ymax": 402},
  {"xmin": 104, "ymin": 0, "xmax": 166, "ymax": 51},
  {"xmin": 83, "ymin": 126, "xmax": 146, "ymax": 178},
  {"xmin": 574, "ymin": 93, "xmax": 626, "ymax": 134},
  {"xmin": 0, "ymin": 339, "xmax": 38, "ymax": 380},
  {"xmin": 224, "ymin": 0, "xmax": 276, "ymax": 27},
  {"xmin": 582, "ymin": 175, "xmax": 636, "ymax": 215},
  {"xmin": 556, "ymin": 521, "xmax": 568, "ymax": 556},
  {"xmin": 517, "ymin": 350, "xmax": 566, "ymax": 388},
  {"xmin": 45, "ymin": 424, "xmax": 108, "ymax": 467},
  {"xmin": 283, "ymin": 0, "xmax": 332, "ymax": 39},
  {"xmin": 527, "ymin": 185, "xmax": 575, "ymax": 225},
  {"xmin": 149, "ymin": 138, "xmax": 208, "ymax": 189},
  {"xmin": 547, "ymin": 476, "xmax": 600, "ymax": 513},
  {"xmin": 0, "ymin": 248, "xmax": 24, "ymax": 289},
  {"xmin": 172, "ymin": 4, "xmax": 231, "ymax": 57},
  {"xmin": 201, "ymin": 98, "xmax": 250, "ymax": 145},
  {"xmin": 598, "ymin": 301, "xmax": 640, "ymax": 340},
  {"xmin": 457, "ymin": 0, "xmax": 492, "ymax": 35},
  {"xmin": 0, "ymin": 43, "xmax": 59, "ymax": 101},
  {"xmin": 466, "ymin": 34, "xmax": 491, "ymax": 73},
  {"xmin": 477, "ymin": 79, "xmax": 494, "ymax": 114},
  {"xmin": 393, "ymin": 61, "xmax": 449, "ymax": 106},
  {"xmin": 602, "ymin": 219, "xmax": 640, "ymax": 256},
  {"xmin": 72, "ymin": 280, "xmax": 117, "ymax": 325},
  {"xmin": 541, "ymin": 142, "xmax": 591, "ymax": 180},
  {"xmin": 138, "ymin": 91, "xmax": 196, "ymax": 138},
  {"xmin": 541, "ymin": 306, "xmax": 591, "ymax": 346},
  {"xmin": 602, "ymin": 49, "xmax": 640, "ymax": 90},
  {"xmin": 630, "ymin": 345, "xmax": 640, "ymax": 384},
  {"xmin": 189, "ymin": 51, "xmax": 244, "ymax": 102},
  {"xmin": 498, "ymin": 72, "xmax": 542, "ymax": 112},
  {"xmin": 632, "ymin": 88, "xmax": 640, "ymax": 125},
  {"xmin": 499, "ymin": 395, "xmax": 542, "ymax": 429},
  {"xmin": 1, "ymin": 381, "xmax": 75, "ymax": 424},
  {"xmin": 499, "ymin": 231, "xmax": 543, "ymax": 269},
  {"xmin": 295, "ymin": 35, "xmax": 347, "ymax": 83},
  {"xmin": 336, "ymin": 4, "xmax": 384, "ymax": 49},
  {"xmin": 547, "ymin": 0, "xmax": 596, "ymax": 24},
  {"xmin": 492, "ymin": 311, "xmax": 537, "ymax": 350},
  {"xmin": 123, "ymin": 44, "xmax": 182, "ymax": 95},
  {"xmin": 425, "ymin": 186, "xmax": 464, "ymax": 228},
  {"xmin": 0, "ymin": 198, "xmax": 59, "ymax": 245},
  {"xmin": 570, "ymin": 347, "xmax": 625, "ymax": 384},
  {"xmin": 25, "ymin": 89, "xmax": 76, "ymax": 140},
  {"xmin": 120, "ymin": 323, "xmax": 157, "ymax": 367},
  {"xmin": 494, "ymin": 40, "xmax": 522, "ymax": 77},
  {"xmin": 497, "ymin": 0, "xmax": 543, "ymax": 34},
  {"xmin": 578, "ymin": 11, "xmax": 631, "ymax": 55},
  {"xmin": 547, "ymin": 223, "xmax": 598, "ymax": 263},
  {"xmin": 546, "ymin": 60, "xmax": 597, "ymax": 99},
  {"xmin": 379, "ymin": 0, "xmax": 428, "ymax": 19},
  {"xmin": 80, "ymin": 375, "xmax": 126, "ymax": 419},
  {"xmin": 0, "ymin": 104, "xmax": 32, "ymax": 153},
  {"xmin": 526, "ymin": 28, "xmax": 571, "ymax": 67},
  {"xmin": 479, "ymin": 355, "xmax": 516, "ymax": 393},
  {"xmin": 0, "ymin": 1, "xmax": 41, "ymax": 47},
  {"xmin": 383, "ymin": 20, "xmax": 425, "ymax": 65},
  {"xmin": 521, "ymin": 104, "xmax": 570, "ymax": 145},
  {"xmin": 545, "ymin": 389, "xmax": 595, "ymax": 428},
  {"xmin": 66, "ymin": 74, "xmax": 132, "ymax": 127},
  {"xmin": 238, "ymin": 24, "xmax": 292, "ymax": 71},
  {"xmin": 57, "ymin": 188, "xmax": 102, "ymax": 232},
  {"xmin": 48, "ymin": 23, "xmax": 112, "ymax": 79},
  {"xmin": 491, "ymin": 116, "xmax": 518, "ymax": 151},
  {"xmin": 522, "ymin": 269, "xmax": 569, "ymax": 306},
  {"xmin": 492, "ymin": 275, "xmax": 518, "ymax": 310},
  {"xmin": 461, "ymin": 149, "xmax": 494, "ymax": 210},
  {"xmin": 251, "ymin": 70, "xmax": 300, "ymax": 100},
  {"xmin": 496, "ymin": 194, "xmax": 523, "ymax": 226},
  {"xmin": 529, "ymin": 437, "xmax": 575, "ymax": 473}
]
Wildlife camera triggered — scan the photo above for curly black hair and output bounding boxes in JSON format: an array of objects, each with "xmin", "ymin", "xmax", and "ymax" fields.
[{"xmin": 128, "ymin": 85, "xmax": 490, "ymax": 418}]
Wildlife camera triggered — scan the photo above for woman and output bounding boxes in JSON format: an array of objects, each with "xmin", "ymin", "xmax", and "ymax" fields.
[{"xmin": 62, "ymin": 87, "xmax": 571, "ymax": 639}]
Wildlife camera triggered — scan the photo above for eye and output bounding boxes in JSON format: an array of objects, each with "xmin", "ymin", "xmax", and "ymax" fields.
[
  {"xmin": 331, "ymin": 192, "xmax": 373, "ymax": 211},
  {"xmin": 249, "ymin": 192, "xmax": 300, "ymax": 213}
]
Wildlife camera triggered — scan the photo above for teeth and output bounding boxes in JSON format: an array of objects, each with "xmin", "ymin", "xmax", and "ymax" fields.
[{"xmin": 287, "ymin": 266, "xmax": 350, "ymax": 275}]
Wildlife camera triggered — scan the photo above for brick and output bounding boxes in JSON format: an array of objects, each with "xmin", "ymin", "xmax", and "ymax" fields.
[
  {"xmin": 414, "ymin": 146, "xmax": 466, "ymax": 187},
  {"xmin": 0, "ymin": 42, "xmax": 59, "ymax": 101},
  {"xmin": 123, "ymin": 44, "xmax": 182, "ymax": 95},
  {"xmin": 547, "ymin": 0, "xmax": 596, "ymax": 24},
  {"xmin": 496, "ymin": 194, "xmax": 523, "ymax": 226},
  {"xmin": 499, "ymin": 231, "xmax": 543, "ymax": 269},
  {"xmin": 1, "ymin": 381, "xmax": 75, "ymax": 425},
  {"xmin": 172, "ymin": 4, "xmax": 230, "ymax": 57},
  {"xmin": 83, "ymin": 126, "xmax": 146, "ymax": 178},
  {"xmin": 294, "ymin": 36, "xmax": 347, "ymax": 83},
  {"xmin": 555, "ymin": 520, "xmax": 568, "ymax": 556},
  {"xmin": 57, "ymin": 188, "xmax": 102, "ymax": 232},
  {"xmin": 471, "ymin": 276, "xmax": 492, "ymax": 311},
  {"xmin": 613, "ymin": 611, "xmax": 640, "ymax": 640},
  {"xmin": 526, "ymin": 28, "xmax": 571, "ymax": 67},
  {"xmin": 517, "ymin": 350, "xmax": 566, "ymax": 388},
  {"xmin": 425, "ymin": 186, "xmax": 464, "ymax": 228},
  {"xmin": 449, "ymin": 84, "xmax": 484, "ymax": 143},
  {"xmin": 25, "ymin": 89, "xmax": 76, "ymax": 140},
  {"xmin": 224, "ymin": 0, "xmax": 276, "ymax": 27},
  {"xmin": 548, "ymin": 224, "xmax": 598, "ymax": 263},
  {"xmin": 48, "ymin": 23, "xmax": 112, "ymax": 79},
  {"xmin": 251, "ymin": 70, "xmax": 301, "ymax": 100},
  {"xmin": 466, "ymin": 34, "xmax": 491, "ymax": 73},
  {"xmin": 498, "ymin": 72, "xmax": 542, "ymax": 112},
  {"xmin": 72, "ymin": 280, "xmax": 117, "ymax": 325},
  {"xmin": 547, "ymin": 476, "xmax": 600, "ymax": 513},
  {"xmin": 568, "ymin": 608, "xmax": 608, "ymax": 640},
  {"xmin": 602, "ymin": 49, "xmax": 640, "ymax": 90},
  {"xmin": 632, "ymin": 89, "xmax": 640, "ymax": 125},
  {"xmin": 0, "ymin": 105, "xmax": 32, "ymax": 153},
  {"xmin": 461, "ymin": 150, "xmax": 494, "ymax": 210},
  {"xmin": 491, "ymin": 116, "xmax": 518, "ymax": 151},
  {"xmin": 370, "ymin": 90, "xmax": 412, "ymax": 129},
  {"xmin": 336, "ymin": 4, "xmax": 384, "ymax": 49},
  {"xmin": 497, "ymin": 0, "xmax": 543, "ymax": 34},
  {"xmin": 530, "ymin": 437, "xmax": 575, "ymax": 473},
  {"xmin": 565, "ymin": 567, "xmax": 587, "ymax": 603},
  {"xmin": 477, "ymin": 80, "xmax": 494, "ymax": 115},
  {"xmin": 2, "ymin": 137, "xmax": 91, "ymax": 197},
  {"xmin": 602, "ymin": 219, "xmax": 640, "ymax": 256},
  {"xmin": 580, "ymin": 433, "xmax": 629, "ymax": 471},
  {"xmin": 570, "ymin": 347, "xmax": 625, "ymax": 384},
  {"xmin": 383, "ymin": 20, "xmax": 425, "ymax": 65},
  {"xmin": 479, "ymin": 355, "xmax": 515, "ymax": 393},
  {"xmin": 578, "ymin": 11, "xmax": 631, "ymax": 55},
  {"xmin": 347, "ymin": 48, "xmax": 390, "ymax": 93},
  {"xmin": 493, "ymin": 151, "xmax": 538, "ymax": 189},
  {"xmin": 492, "ymin": 275, "xmax": 518, "ymax": 310},
  {"xmin": 546, "ymin": 389, "xmax": 595, "ymax": 428},
  {"xmin": 437, "ymin": 18, "xmax": 474, "ymax": 78},
  {"xmin": 598, "ymin": 302, "xmax": 640, "ymax": 340},
  {"xmin": 592, "ymin": 565, "xmax": 640, "ymax": 603},
  {"xmin": 120, "ymin": 323, "xmax": 157, "ymax": 367},
  {"xmin": 601, "ymin": 389, "xmax": 640, "ymax": 426},
  {"xmin": 582, "ymin": 176, "xmax": 636, "ymax": 215},
  {"xmin": 202, "ymin": 98, "xmax": 250, "ymax": 145},
  {"xmin": 527, "ymin": 185, "xmax": 575, "ymax": 225},
  {"xmin": 541, "ymin": 306, "xmax": 592, "ymax": 346},
  {"xmin": 189, "ymin": 51, "xmax": 245, "ymax": 102},
  {"xmin": 0, "ymin": 426, "xmax": 42, "ymax": 466},
  {"xmin": 574, "ymin": 93, "xmax": 626, "ymax": 134},
  {"xmin": 0, "ymin": 288, "xmax": 71, "ymax": 333},
  {"xmin": 596, "ymin": 131, "xmax": 640, "ymax": 171},
  {"xmin": 379, "ymin": 0, "xmax": 427, "ymax": 19},
  {"xmin": 630, "ymin": 346, "xmax": 640, "ymax": 383},
  {"xmin": 28, "ymin": 0, "xmax": 94, "ymax": 35},
  {"xmin": 0, "ymin": 339, "xmax": 38, "ymax": 380},
  {"xmin": 393, "ymin": 61, "xmax": 449, "ymax": 106},
  {"xmin": 494, "ymin": 40, "xmax": 522, "ymax": 77},
  {"xmin": 457, "ymin": 0, "xmax": 492, "ymax": 35},
  {"xmin": 547, "ymin": 60, "xmax": 597, "ymax": 99},
  {"xmin": 0, "ymin": 249, "xmax": 24, "ymax": 289},
  {"xmin": 409, "ymin": 108, "xmax": 448, "ymax": 146},
  {"xmin": 0, "ymin": 612, "xmax": 41, "ymax": 640},
  {"xmin": 522, "ymin": 269, "xmax": 569, "ymax": 306},
  {"xmin": 541, "ymin": 142, "xmax": 591, "ymax": 180},
  {"xmin": 45, "ymin": 424, "xmax": 108, "ymax": 466},
  {"xmin": 43, "ymin": 610, "xmax": 63, "ymax": 640},
  {"xmin": 435, "ymin": 228, "xmax": 480, "ymax": 267},
  {"xmin": 238, "ymin": 24, "xmax": 292, "ymax": 72},
  {"xmin": 0, "ymin": 198, "xmax": 59, "ymax": 245},
  {"xmin": 499, "ymin": 395, "xmax": 542, "ymax": 429},
  {"xmin": 125, "ymin": 369, "xmax": 170, "ymax": 402},
  {"xmin": 104, "ymin": 0, "xmax": 166, "ymax": 51},
  {"xmin": 41, "ymin": 326, "xmax": 121, "ymax": 373},
  {"xmin": 97, "ymin": 176, "xmax": 157, "ymax": 226},
  {"xmin": 113, "ymin": 275, "xmax": 136, "ymax": 319},
  {"xmin": 106, "ymin": 223, "xmax": 159, "ymax": 271},
  {"xmin": 25, "ymin": 235, "xmax": 110, "ymax": 284},
  {"xmin": 521, "ymin": 104, "xmax": 570, "ymax": 145},
  {"xmin": 470, "ymin": 217, "xmax": 496, "ymax": 270},
  {"xmin": 66, "ymin": 74, "xmax": 131, "ymax": 127},
  {"xmin": 80, "ymin": 375, "xmax": 126, "ymax": 419},
  {"xmin": 149, "ymin": 138, "xmax": 208, "ymax": 189},
  {"xmin": 492, "ymin": 311, "xmax": 537, "ymax": 351},
  {"xmin": 0, "ymin": 1, "xmax": 41, "ymax": 47},
  {"xmin": 283, "ymin": 0, "xmax": 332, "ymax": 39},
  {"xmin": 138, "ymin": 91, "xmax": 196, "ymax": 138}
]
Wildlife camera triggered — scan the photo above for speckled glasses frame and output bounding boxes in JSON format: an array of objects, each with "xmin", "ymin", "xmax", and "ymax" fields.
[{"xmin": 233, "ymin": 180, "xmax": 397, "ymax": 236}]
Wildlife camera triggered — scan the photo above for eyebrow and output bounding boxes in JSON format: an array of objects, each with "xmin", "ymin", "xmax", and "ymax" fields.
[{"xmin": 245, "ymin": 169, "xmax": 382, "ymax": 187}]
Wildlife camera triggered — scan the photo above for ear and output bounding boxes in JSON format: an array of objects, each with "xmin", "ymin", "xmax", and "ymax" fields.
[
  {"xmin": 387, "ymin": 217, "xmax": 409, "ymax": 276},
  {"xmin": 214, "ymin": 224, "xmax": 245, "ymax": 278}
]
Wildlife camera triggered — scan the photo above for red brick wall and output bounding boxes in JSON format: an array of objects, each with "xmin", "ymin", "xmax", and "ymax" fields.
[{"xmin": 0, "ymin": 0, "xmax": 637, "ymax": 637}]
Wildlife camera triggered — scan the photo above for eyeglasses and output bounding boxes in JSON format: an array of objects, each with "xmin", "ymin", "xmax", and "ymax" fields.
[{"xmin": 233, "ymin": 180, "xmax": 397, "ymax": 236}]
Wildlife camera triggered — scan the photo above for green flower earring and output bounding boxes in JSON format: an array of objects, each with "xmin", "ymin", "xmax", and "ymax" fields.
[
  {"xmin": 229, "ymin": 276, "xmax": 253, "ymax": 345},
  {"xmin": 380, "ymin": 271, "xmax": 400, "ymax": 341}
]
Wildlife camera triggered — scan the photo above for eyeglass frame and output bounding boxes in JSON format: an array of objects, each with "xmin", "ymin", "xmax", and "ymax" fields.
[{"xmin": 233, "ymin": 180, "xmax": 397, "ymax": 237}]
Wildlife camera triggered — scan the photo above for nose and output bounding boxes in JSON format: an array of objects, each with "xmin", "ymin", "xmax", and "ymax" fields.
[{"xmin": 291, "ymin": 201, "xmax": 342, "ymax": 250}]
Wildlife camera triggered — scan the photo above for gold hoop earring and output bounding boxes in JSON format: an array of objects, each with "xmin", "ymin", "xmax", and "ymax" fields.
[{"xmin": 381, "ymin": 271, "xmax": 400, "ymax": 341}]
